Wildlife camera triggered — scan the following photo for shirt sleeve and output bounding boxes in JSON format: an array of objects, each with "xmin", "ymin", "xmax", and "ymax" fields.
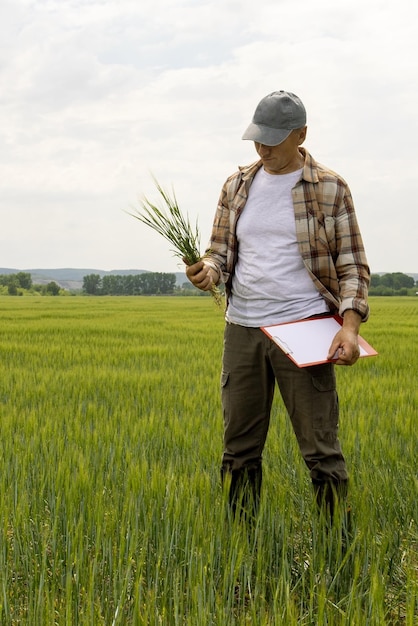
[
  {"xmin": 333, "ymin": 186, "xmax": 370, "ymax": 320},
  {"xmin": 202, "ymin": 179, "xmax": 234, "ymax": 286}
]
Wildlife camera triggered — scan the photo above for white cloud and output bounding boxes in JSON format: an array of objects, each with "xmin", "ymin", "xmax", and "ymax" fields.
[{"xmin": 0, "ymin": 0, "xmax": 417, "ymax": 273}]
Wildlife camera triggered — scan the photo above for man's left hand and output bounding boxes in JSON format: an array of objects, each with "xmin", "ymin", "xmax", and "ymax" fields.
[
  {"xmin": 327, "ymin": 310, "xmax": 362, "ymax": 366},
  {"xmin": 327, "ymin": 328, "xmax": 360, "ymax": 366}
]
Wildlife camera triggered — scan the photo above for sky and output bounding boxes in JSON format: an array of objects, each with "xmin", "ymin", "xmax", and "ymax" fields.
[{"xmin": 0, "ymin": 0, "xmax": 417, "ymax": 275}]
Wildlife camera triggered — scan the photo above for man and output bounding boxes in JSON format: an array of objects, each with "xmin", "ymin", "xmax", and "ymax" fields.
[{"xmin": 185, "ymin": 90, "xmax": 370, "ymax": 523}]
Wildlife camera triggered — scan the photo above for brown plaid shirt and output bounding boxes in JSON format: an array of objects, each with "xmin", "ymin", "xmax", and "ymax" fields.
[{"xmin": 204, "ymin": 147, "xmax": 370, "ymax": 320}]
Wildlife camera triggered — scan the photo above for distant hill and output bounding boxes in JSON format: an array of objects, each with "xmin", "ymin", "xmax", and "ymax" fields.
[{"xmin": 0, "ymin": 268, "xmax": 187, "ymax": 291}]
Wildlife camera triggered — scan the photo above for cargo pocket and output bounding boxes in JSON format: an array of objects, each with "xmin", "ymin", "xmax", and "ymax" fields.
[
  {"xmin": 310, "ymin": 366, "xmax": 338, "ymax": 434},
  {"xmin": 221, "ymin": 370, "xmax": 230, "ymax": 427}
]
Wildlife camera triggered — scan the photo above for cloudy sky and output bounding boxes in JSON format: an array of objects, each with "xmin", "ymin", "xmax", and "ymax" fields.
[{"xmin": 1, "ymin": 0, "xmax": 417, "ymax": 275}]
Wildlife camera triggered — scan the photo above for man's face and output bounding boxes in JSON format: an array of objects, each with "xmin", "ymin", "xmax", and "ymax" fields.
[{"xmin": 254, "ymin": 127, "xmax": 307, "ymax": 175}]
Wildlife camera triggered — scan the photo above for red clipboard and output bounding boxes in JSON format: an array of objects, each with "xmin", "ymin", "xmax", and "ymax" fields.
[{"xmin": 261, "ymin": 315, "xmax": 378, "ymax": 368}]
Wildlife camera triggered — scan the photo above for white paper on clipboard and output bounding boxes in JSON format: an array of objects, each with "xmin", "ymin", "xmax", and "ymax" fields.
[{"xmin": 261, "ymin": 315, "xmax": 378, "ymax": 368}]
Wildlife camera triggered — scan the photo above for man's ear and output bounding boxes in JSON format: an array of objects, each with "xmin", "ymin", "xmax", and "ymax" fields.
[{"xmin": 297, "ymin": 126, "xmax": 307, "ymax": 145}]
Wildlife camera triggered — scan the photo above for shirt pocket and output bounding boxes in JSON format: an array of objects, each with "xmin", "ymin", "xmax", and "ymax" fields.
[
  {"xmin": 308, "ymin": 213, "xmax": 337, "ymax": 265},
  {"xmin": 324, "ymin": 216, "xmax": 337, "ymax": 255}
]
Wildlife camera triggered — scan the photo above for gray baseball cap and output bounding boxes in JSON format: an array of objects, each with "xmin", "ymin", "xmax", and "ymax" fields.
[{"xmin": 242, "ymin": 91, "xmax": 307, "ymax": 146}]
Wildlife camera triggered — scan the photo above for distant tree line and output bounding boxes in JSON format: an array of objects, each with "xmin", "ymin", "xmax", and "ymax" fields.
[
  {"xmin": 0, "ymin": 272, "xmax": 61, "ymax": 295},
  {"xmin": 82, "ymin": 272, "xmax": 177, "ymax": 295},
  {"xmin": 370, "ymin": 272, "xmax": 416, "ymax": 296},
  {"xmin": 83, "ymin": 271, "xmax": 416, "ymax": 297},
  {"xmin": 1, "ymin": 270, "xmax": 416, "ymax": 297}
]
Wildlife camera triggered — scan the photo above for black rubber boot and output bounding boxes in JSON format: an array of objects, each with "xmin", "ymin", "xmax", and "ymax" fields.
[
  {"xmin": 222, "ymin": 465, "xmax": 262, "ymax": 522},
  {"xmin": 313, "ymin": 480, "xmax": 348, "ymax": 518},
  {"xmin": 313, "ymin": 479, "xmax": 352, "ymax": 545}
]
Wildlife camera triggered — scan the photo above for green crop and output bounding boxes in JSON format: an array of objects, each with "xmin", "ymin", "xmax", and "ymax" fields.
[{"xmin": 0, "ymin": 296, "xmax": 416, "ymax": 624}]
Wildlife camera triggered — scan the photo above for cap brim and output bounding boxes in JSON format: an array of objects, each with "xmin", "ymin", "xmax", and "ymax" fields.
[{"xmin": 242, "ymin": 123, "xmax": 292, "ymax": 146}]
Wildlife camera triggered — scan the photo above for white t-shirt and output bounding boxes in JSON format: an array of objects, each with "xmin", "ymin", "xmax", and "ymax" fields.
[{"xmin": 226, "ymin": 167, "xmax": 329, "ymax": 327}]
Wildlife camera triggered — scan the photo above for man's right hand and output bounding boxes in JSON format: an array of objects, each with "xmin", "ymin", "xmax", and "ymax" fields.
[{"xmin": 184, "ymin": 259, "xmax": 217, "ymax": 292}]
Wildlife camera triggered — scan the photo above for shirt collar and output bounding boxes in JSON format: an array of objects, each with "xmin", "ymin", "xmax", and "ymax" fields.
[{"xmin": 238, "ymin": 147, "xmax": 319, "ymax": 184}]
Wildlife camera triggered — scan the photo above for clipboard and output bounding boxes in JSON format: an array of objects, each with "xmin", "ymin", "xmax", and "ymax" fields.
[{"xmin": 261, "ymin": 315, "xmax": 378, "ymax": 368}]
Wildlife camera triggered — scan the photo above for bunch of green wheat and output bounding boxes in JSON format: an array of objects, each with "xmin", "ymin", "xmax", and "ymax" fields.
[{"xmin": 129, "ymin": 179, "xmax": 223, "ymax": 306}]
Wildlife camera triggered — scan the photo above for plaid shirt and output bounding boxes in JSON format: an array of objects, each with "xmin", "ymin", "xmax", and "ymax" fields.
[{"xmin": 204, "ymin": 148, "xmax": 370, "ymax": 320}]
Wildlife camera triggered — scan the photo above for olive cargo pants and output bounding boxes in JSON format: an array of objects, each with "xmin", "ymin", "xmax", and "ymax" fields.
[{"xmin": 221, "ymin": 323, "xmax": 348, "ymax": 490}]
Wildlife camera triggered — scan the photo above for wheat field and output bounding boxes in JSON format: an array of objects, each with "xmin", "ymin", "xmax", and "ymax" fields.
[{"xmin": 0, "ymin": 296, "xmax": 416, "ymax": 625}]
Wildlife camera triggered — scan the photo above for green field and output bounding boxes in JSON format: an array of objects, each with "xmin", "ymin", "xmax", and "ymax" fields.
[{"xmin": 0, "ymin": 296, "xmax": 416, "ymax": 625}]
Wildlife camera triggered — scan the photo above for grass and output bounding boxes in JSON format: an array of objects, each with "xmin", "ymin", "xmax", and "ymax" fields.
[
  {"xmin": 0, "ymin": 296, "xmax": 416, "ymax": 624},
  {"xmin": 128, "ymin": 180, "xmax": 223, "ymax": 306}
]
